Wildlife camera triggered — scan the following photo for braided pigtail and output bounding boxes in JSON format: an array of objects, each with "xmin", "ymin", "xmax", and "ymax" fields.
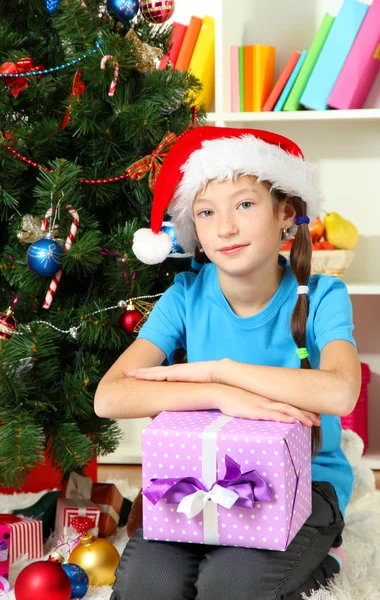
[{"xmin": 289, "ymin": 197, "xmax": 322, "ymax": 456}]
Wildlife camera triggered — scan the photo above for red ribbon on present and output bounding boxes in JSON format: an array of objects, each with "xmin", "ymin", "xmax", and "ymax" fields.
[
  {"xmin": 0, "ymin": 515, "xmax": 22, "ymax": 524},
  {"xmin": 0, "ymin": 57, "xmax": 44, "ymax": 98},
  {"xmin": 126, "ymin": 131, "xmax": 178, "ymax": 191},
  {"xmin": 61, "ymin": 70, "xmax": 86, "ymax": 130}
]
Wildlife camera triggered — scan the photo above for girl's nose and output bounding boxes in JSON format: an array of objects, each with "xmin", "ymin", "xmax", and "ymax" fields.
[{"xmin": 217, "ymin": 214, "xmax": 238, "ymax": 238}]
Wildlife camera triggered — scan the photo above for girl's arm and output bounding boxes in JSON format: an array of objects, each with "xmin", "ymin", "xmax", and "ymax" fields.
[
  {"xmin": 94, "ymin": 338, "xmax": 320, "ymax": 426},
  {"xmin": 214, "ymin": 340, "xmax": 361, "ymax": 417}
]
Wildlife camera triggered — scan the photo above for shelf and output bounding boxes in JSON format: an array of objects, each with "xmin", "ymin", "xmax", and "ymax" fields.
[
  {"xmin": 361, "ymin": 451, "xmax": 380, "ymax": 471},
  {"xmin": 97, "ymin": 442, "xmax": 142, "ymax": 465},
  {"xmin": 346, "ymin": 284, "xmax": 380, "ymax": 296},
  {"xmin": 206, "ymin": 109, "xmax": 380, "ymax": 124}
]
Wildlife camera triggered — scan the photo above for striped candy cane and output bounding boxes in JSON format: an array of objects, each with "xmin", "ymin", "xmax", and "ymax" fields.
[
  {"xmin": 100, "ymin": 55, "xmax": 119, "ymax": 96},
  {"xmin": 42, "ymin": 205, "xmax": 80, "ymax": 310}
]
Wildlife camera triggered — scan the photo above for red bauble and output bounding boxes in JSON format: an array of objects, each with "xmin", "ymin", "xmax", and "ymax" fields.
[
  {"xmin": 0, "ymin": 308, "xmax": 18, "ymax": 340},
  {"xmin": 14, "ymin": 558, "xmax": 71, "ymax": 600},
  {"xmin": 119, "ymin": 303, "xmax": 143, "ymax": 334},
  {"xmin": 139, "ymin": 0, "xmax": 175, "ymax": 23}
]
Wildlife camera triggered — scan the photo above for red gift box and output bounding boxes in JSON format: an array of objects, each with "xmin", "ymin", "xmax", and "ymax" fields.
[
  {"xmin": 0, "ymin": 515, "xmax": 43, "ymax": 585},
  {"xmin": 54, "ymin": 472, "xmax": 100, "ymax": 542}
]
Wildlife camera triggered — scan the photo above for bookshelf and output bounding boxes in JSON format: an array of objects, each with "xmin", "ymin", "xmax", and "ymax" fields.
[{"xmin": 98, "ymin": 0, "xmax": 380, "ymax": 470}]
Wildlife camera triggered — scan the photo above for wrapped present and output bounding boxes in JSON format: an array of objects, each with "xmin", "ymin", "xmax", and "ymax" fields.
[
  {"xmin": 91, "ymin": 483, "xmax": 124, "ymax": 537},
  {"xmin": 54, "ymin": 472, "xmax": 100, "ymax": 542},
  {"xmin": 0, "ymin": 514, "xmax": 43, "ymax": 584},
  {"xmin": 142, "ymin": 410, "xmax": 311, "ymax": 551}
]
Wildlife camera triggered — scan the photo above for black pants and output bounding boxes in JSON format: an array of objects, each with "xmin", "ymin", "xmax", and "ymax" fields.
[{"xmin": 110, "ymin": 481, "xmax": 344, "ymax": 600}]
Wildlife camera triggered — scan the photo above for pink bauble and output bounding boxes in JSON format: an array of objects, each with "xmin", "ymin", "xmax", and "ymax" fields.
[
  {"xmin": 14, "ymin": 560, "xmax": 71, "ymax": 600},
  {"xmin": 139, "ymin": 0, "xmax": 175, "ymax": 23}
]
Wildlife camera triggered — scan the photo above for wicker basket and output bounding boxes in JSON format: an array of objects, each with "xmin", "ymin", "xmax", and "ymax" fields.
[
  {"xmin": 341, "ymin": 363, "xmax": 371, "ymax": 451},
  {"xmin": 281, "ymin": 250, "xmax": 355, "ymax": 278}
]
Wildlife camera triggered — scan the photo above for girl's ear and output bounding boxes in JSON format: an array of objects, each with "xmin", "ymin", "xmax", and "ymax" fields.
[{"xmin": 283, "ymin": 197, "xmax": 297, "ymax": 226}]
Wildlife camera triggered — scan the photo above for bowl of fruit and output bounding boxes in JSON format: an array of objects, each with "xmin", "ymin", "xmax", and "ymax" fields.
[{"xmin": 280, "ymin": 212, "xmax": 359, "ymax": 278}]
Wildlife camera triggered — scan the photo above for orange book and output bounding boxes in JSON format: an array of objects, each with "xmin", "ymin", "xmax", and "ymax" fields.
[
  {"xmin": 262, "ymin": 50, "xmax": 301, "ymax": 111},
  {"xmin": 159, "ymin": 22, "xmax": 187, "ymax": 70},
  {"xmin": 175, "ymin": 16, "xmax": 202, "ymax": 71},
  {"xmin": 252, "ymin": 44, "xmax": 276, "ymax": 111},
  {"xmin": 243, "ymin": 46, "xmax": 253, "ymax": 112}
]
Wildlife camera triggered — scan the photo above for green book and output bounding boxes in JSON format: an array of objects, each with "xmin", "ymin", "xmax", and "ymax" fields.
[
  {"xmin": 283, "ymin": 13, "xmax": 335, "ymax": 111},
  {"xmin": 238, "ymin": 46, "xmax": 245, "ymax": 112}
]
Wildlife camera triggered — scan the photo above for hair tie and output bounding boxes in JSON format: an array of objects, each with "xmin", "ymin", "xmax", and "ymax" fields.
[
  {"xmin": 296, "ymin": 347, "xmax": 309, "ymax": 360},
  {"xmin": 297, "ymin": 285, "xmax": 309, "ymax": 295},
  {"xmin": 295, "ymin": 216, "xmax": 310, "ymax": 225}
]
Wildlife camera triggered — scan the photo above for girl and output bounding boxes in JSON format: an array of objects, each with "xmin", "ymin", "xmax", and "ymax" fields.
[{"xmin": 95, "ymin": 126, "xmax": 361, "ymax": 600}]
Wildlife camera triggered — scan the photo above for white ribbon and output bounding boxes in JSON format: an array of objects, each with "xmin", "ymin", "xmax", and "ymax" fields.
[
  {"xmin": 65, "ymin": 472, "xmax": 93, "ymax": 500},
  {"xmin": 177, "ymin": 484, "xmax": 239, "ymax": 519}
]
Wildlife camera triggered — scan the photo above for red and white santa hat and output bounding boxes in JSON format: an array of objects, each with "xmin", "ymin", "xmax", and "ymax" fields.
[{"xmin": 132, "ymin": 126, "xmax": 321, "ymax": 265}]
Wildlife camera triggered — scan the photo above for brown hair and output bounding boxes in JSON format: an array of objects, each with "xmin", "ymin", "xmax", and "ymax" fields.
[{"xmin": 192, "ymin": 180, "xmax": 322, "ymax": 457}]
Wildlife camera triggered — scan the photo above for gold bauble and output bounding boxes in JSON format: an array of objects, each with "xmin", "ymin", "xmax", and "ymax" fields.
[{"xmin": 68, "ymin": 532, "xmax": 120, "ymax": 586}]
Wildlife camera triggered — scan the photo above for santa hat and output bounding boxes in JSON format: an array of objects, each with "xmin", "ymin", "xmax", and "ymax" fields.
[{"xmin": 132, "ymin": 126, "xmax": 320, "ymax": 265}]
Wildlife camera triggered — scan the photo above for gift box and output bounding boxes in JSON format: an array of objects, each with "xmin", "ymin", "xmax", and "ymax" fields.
[
  {"xmin": 54, "ymin": 473, "xmax": 100, "ymax": 542},
  {"xmin": 91, "ymin": 483, "xmax": 124, "ymax": 537},
  {"xmin": 0, "ymin": 515, "xmax": 43, "ymax": 584},
  {"xmin": 142, "ymin": 410, "xmax": 311, "ymax": 551}
]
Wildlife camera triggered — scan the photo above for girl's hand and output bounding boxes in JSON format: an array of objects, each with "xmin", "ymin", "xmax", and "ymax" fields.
[
  {"xmin": 218, "ymin": 387, "xmax": 321, "ymax": 428},
  {"xmin": 124, "ymin": 361, "xmax": 218, "ymax": 384}
]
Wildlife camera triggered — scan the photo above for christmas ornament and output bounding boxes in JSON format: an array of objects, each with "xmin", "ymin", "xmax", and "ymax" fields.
[
  {"xmin": 71, "ymin": 516, "xmax": 96, "ymax": 535},
  {"xmin": 14, "ymin": 552, "xmax": 71, "ymax": 600},
  {"xmin": 120, "ymin": 299, "xmax": 156, "ymax": 333},
  {"xmin": 61, "ymin": 70, "xmax": 86, "ymax": 130},
  {"xmin": 26, "ymin": 237, "xmax": 64, "ymax": 277},
  {"xmin": 125, "ymin": 28, "xmax": 162, "ymax": 72},
  {"xmin": 139, "ymin": 0, "xmax": 175, "ymax": 23},
  {"xmin": 0, "ymin": 298, "xmax": 19, "ymax": 340},
  {"xmin": 0, "ymin": 58, "xmax": 43, "ymax": 98},
  {"xmin": 100, "ymin": 55, "xmax": 120, "ymax": 96},
  {"xmin": 42, "ymin": 205, "xmax": 80, "ymax": 309},
  {"xmin": 126, "ymin": 131, "xmax": 177, "ymax": 190},
  {"xmin": 161, "ymin": 220, "xmax": 192, "ymax": 258},
  {"xmin": 61, "ymin": 564, "xmax": 89, "ymax": 599},
  {"xmin": 46, "ymin": 0, "xmax": 60, "ymax": 13},
  {"xmin": 119, "ymin": 302, "xmax": 143, "ymax": 334},
  {"xmin": 106, "ymin": 0, "xmax": 139, "ymax": 23},
  {"xmin": 68, "ymin": 532, "xmax": 120, "ymax": 586},
  {"xmin": 17, "ymin": 214, "xmax": 59, "ymax": 244}
]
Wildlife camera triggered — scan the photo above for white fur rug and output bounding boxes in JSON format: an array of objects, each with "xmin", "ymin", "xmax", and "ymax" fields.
[{"xmin": 1, "ymin": 430, "xmax": 379, "ymax": 600}]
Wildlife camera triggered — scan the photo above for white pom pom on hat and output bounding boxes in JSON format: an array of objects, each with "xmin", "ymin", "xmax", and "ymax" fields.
[{"xmin": 132, "ymin": 126, "xmax": 321, "ymax": 264}]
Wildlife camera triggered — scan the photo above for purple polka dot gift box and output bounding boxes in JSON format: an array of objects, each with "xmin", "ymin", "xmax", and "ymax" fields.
[{"xmin": 141, "ymin": 410, "xmax": 312, "ymax": 551}]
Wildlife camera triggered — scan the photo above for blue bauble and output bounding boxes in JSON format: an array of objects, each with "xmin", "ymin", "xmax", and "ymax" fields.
[
  {"xmin": 46, "ymin": 0, "xmax": 60, "ymax": 14},
  {"xmin": 26, "ymin": 237, "xmax": 64, "ymax": 277},
  {"xmin": 161, "ymin": 221, "xmax": 192, "ymax": 258},
  {"xmin": 106, "ymin": 0, "xmax": 139, "ymax": 23},
  {"xmin": 61, "ymin": 564, "xmax": 89, "ymax": 599}
]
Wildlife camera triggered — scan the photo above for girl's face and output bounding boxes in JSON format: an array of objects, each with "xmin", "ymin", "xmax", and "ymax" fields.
[{"xmin": 193, "ymin": 175, "xmax": 293, "ymax": 277}]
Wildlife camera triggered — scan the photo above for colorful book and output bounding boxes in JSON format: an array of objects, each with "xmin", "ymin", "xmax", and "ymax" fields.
[
  {"xmin": 252, "ymin": 44, "xmax": 276, "ymax": 111},
  {"xmin": 283, "ymin": 13, "xmax": 335, "ymax": 111},
  {"xmin": 159, "ymin": 22, "xmax": 187, "ymax": 70},
  {"xmin": 238, "ymin": 46, "xmax": 245, "ymax": 112},
  {"xmin": 363, "ymin": 67, "xmax": 380, "ymax": 108},
  {"xmin": 230, "ymin": 46, "xmax": 240, "ymax": 112},
  {"xmin": 188, "ymin": 16, "xmax": 215, "ymax": 111},
  {"xmin": 175, "ymin": 16, "xmax": 202, "ymax": 71},
  {"xmin": 328, "ymin": 0, "xmax": 380, "ymax": 110},
  {"xmin": 274, "ymin": 50, "xmax": 308, "ymax": 112},
  {"xmin": 301, "ymin": 0, "xmax": 369, "ymax": 111},
  {"xmin": 244, "ymin": 46, "xmax": 254, "ymax": 111},
  {"xmin": 263, "ymin": 51, "xmax": 301, "ymax": 111}
]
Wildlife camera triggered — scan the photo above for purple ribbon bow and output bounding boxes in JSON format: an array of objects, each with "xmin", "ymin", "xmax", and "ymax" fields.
[{"xmin": 143, "ymin": 454, "xmax": 273, "ymax": 509}]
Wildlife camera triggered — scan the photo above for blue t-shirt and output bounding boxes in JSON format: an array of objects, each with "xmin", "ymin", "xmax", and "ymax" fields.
[{"xmin": 137, "ymin": 260, "xmax": 356, "ymax": 517}]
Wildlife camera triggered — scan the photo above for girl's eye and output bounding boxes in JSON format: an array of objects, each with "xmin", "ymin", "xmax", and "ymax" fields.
[
  {"xmin": 197, "ymin": 210, "xmax": 214, "ymax": 218},
  {"xmin": 238, "ymin": 201, "xmax": 254, "ymax": 210}
]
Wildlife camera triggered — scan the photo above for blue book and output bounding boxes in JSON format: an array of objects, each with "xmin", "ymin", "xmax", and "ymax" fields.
[
  {"xmin": 274, "ymin": 51, "xmax": 308, "ymax": 112},
  {"xmin": 300, "ymin": 0, "xmax": 369, "ymax": 111}
]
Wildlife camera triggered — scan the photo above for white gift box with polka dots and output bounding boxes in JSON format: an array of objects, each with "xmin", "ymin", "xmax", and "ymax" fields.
[{"xmin": 141, "ymin": 410, "xmax": 312, "ymax": 551}]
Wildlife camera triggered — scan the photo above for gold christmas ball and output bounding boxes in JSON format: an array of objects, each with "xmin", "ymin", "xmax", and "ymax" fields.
[{"xmin": 68, "ymin": 532, "xmax": 120, "ymax": 586}]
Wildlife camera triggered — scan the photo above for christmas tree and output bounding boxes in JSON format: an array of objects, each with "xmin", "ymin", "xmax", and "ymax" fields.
[{"xmin": 0, "ymin": 0, "xmax": 206, "ymax": 488}]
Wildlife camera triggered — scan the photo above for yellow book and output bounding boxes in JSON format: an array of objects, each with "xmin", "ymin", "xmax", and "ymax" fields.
[
  {"xmin": 188, "ymin": 16, "xmax": 215, "ymax": 111},
  {"xmin": 252, "ymin": 44, "xmax": 276, "ymax": 111}
]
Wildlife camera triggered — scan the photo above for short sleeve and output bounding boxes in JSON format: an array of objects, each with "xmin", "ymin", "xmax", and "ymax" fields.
[
  {"xmin": 313, "ymin": 277, "xmax": 356, "ymax": 352},
  {"xmin": 137, "ymin": 273, "xmax": 187, "ymax": 359}
]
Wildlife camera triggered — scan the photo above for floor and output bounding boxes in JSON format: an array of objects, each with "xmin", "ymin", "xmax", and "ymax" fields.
[{"xmin": 98, "ymin": 465, "xmax": 380, "ymax": 491}]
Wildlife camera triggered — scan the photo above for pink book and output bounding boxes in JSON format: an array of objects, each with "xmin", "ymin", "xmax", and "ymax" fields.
[
  {"xmin": 328, "ymin": 0, "xmax": 380, "ymax": 109},
  {"xmin": 230, "ymin": 45, "xmax": 240, "ymax": 112},
  {"xmin": 364, "ymin": 68, "xmax": 380, "ymax": 108}
]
